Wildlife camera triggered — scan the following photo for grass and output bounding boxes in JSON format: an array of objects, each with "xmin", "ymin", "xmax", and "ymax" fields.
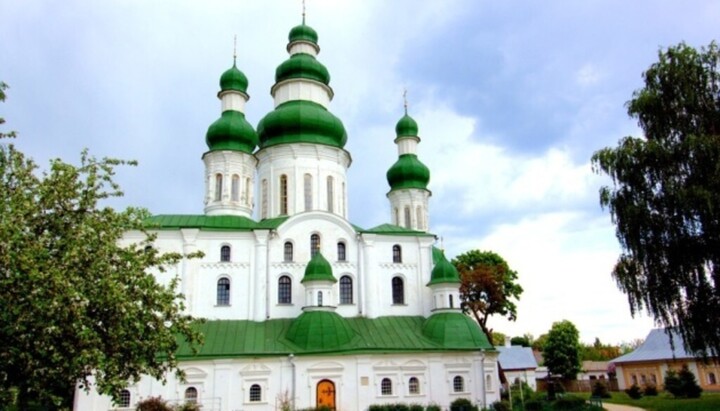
[{"xmin": 576, "ymin": 391, "xmax": 720, "ymax": 411}]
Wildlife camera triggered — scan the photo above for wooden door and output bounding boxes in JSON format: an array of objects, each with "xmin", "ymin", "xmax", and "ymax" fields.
[{"xmin": 316, "ymin": 379, "xmax": 336, "ymax": 410}]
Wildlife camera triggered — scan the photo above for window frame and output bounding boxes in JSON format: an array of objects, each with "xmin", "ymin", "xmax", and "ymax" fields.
[
  {"xmin": 280, "ymin": 174, "xmax": 289, "ymax": 215},
  {"xmin": 220, "ymin": 245, "xmax": 231, "ymax": 262},
  {"xmin": 392, "ymin": 276, "xmax": 405, "ymax": 305},
  {"xmin": 118, "ymin": 389, "xmax": 131, "ymax": 407},
  {"xmin": 311, "ymin": 234, "xmax": 321, "ymax": 257},
  {"xmin": 392, "ymin": 244, "xmax": 402, "ymax": 263},
  {"xmin": 231, "ymin": 174, "xmax": 240, "ymax": 202},
  {"xmin": 339, "ymin": 275, "xmax": 353, "ymax": 304},
  {"xmin": 249, "ymin": 384, "xmax": 262, "ymax": 402},
  {"xmin": 184, "ymin": 387, "xmax": 198, "ymax": 404},
  {"xmin": 337, "ymin": 241, "xmax": 346, "ymax": 261},
  {"xmin": 380, "ymin": 378, "xmax": 393, "ymax": 396},
  {"xmin": 278, "ymin": 275, "xmax": 292, "ymax": 304},
  {"xmin": 408, "ymin": 377, "xmax": 420, "ymax": 395},
  {"xmin": 216, "ymin": 277, "xmax": 231, "ymax": 306},
  {"xmin": 453, "ymin": 375, "xmax": 465, "ymax": 393}
]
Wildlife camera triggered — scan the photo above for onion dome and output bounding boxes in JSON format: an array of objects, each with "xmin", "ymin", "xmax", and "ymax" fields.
[
  {"xmin": 289, "ymin": 23, "xmax": 319, "ymax": 45},
  {"xmin": 395, "ymin": 113, "xmax": 419, "ymax": 137},
  {"xmin": 428, "ymin": 251, "xmax": 461, "ymax": 286},
  {"xmin": 286, "ymin": 311, "xmax": 355, "ymax": 350},
  {"xmin": 301, "ymin": 252, "xmax": 337, "ymax": 283},
  {"xmin": 386, "ymin": 154, "xmax": 430, "ymax": 190},
  {"xmin": 276, "ymin": 53, "xmax": 330, "ymax": 85},
  {"xmin": 219, "ymin": 63, "xmax": 248, "ymax": 93},
  {"xmin": 257, "ymin": 100, "xmax": 347, "ymax": 149},
  {"xmin": 205, "ymin": 111, "xmax": 258, "ymax": 153},
  {"xmin": 422, "ymin": 312, "xmax": 492, "ymax": 349}
]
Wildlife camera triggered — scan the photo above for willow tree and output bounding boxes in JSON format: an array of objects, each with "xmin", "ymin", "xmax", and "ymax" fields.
[
  {"xmin": 0, "ymin": 85, "xmax": 203, "ymax": 408},
  {"xmin": 592, "ymin": 42, "xmax": 720, "ymax": 357}
]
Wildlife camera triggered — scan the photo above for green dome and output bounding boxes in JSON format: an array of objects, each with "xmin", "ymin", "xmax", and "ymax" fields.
[
  {"xmin": 206, "ymin": 110, "xmax": 258, "ymax": 153},
  {"xmin": 286, "ymin": 311, "xmax": 355, "ymax": 351},
  {"xmin": 386, "ymin": 154, "xmax": 430, "ymax": 191},
  {"xmin": 428, "ymin": 251, "xmax": 461, "ymax": 286},
  {"xmin": 257, "ymin": 100, "xmax": 347, "ymax": 149},
  {"xmin": 301, "ymin": 252, "xmax": 337, "ymax": 283},
  {"xmin": 289, "ymin": 23, "xmax": 319, "ymax": 45},
  {"xmin": 396, "ymin": 114, "xmax": 419, "ymax": 137},
  {"xmin": 275, "ymin": 53, "xmax": 330, "ymax": 85},
  {"xmin": 422, "ymin": 312, "xmax": 492, "ymax": 349},
  {"xmin": 219, "ymin": 63, "xmax": 249, "ymax": 93}
]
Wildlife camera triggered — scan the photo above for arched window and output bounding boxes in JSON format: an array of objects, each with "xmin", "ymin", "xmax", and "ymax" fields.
[
  {"xmin": 394, "ymin": 208, "xmax": 399, "ymax": 225},
  {"xmin": 318, "ymin": 291, "xmax": 323, "ymax": 306},
  {"xmin": 709, "ymin": 372, "xmax": 717, "ymax": 385},
  {"xmin": 651, "ymin": 374, "xmax": 657, "ymax": 384},
  {"xmin": 304, "ymin": 173, "xmax": 313, "ymax": 211},
  {"xmin": 284, "ymin": 242, "xmax": 293, "ymax": 262},
  {"xmin": 184, "ymin": 387, "xmax": 198, "ymax": 404},
  {"xmin": 449, "ymin": 294, "xmax": 454, "ymax": 308},
  {"xmin": 340, "ymin": 276, "xmax": 353, "ymax": 304},
  {"xmin": 416, "ymin": 206, "xmax": 423, "ymax": 230},
  {"xmin": 118, "ymin": 389, "xmax": 131, "ymax": 407},
  {"xmin": 261, "ymin": 179, "xmax": 268, "ymax": 219},
  {"xmin": 486, "ymin": 374, "xmax": 492, "ymax": 390},
  {"xmin": 278, "ymin": 276, "xmax": 292, "ymax": 304},
  {"xmin": 337, "ymin": 242, "xmax": 346, "ymax": 261},
  {"xmin": 453, "ymin": 376, "xmax": 464, "ymax": 393},
  {"xmin": 341, "ymin": 182, "xmax": 346, "ymax": 217},
  {"xmin": 244, "ymin": 177, "xmax": 251, "ymax": 204},
  {"xmin": 631, "ymin": 374, "xmax": 637, "ymax": 385},
  {"xmin": 311, "ymin": 234, "xmax": 321, "ymax": 257},
  {"xmin": 392, "ymin": 277, "xmax": 404, "ymax": 305},
  {"xmin": 231, "ymin": 174, "xmax": 240, "ymax": 201},
  {"xmin": 381, "ymin": 378, "xmax": 393, "ymax": 396},
  {"xmin": 327, "ymin": 176, "xmax": 334, "ymax": 212},
  {"xmin": 249, "ymin": 384, "xmax": 262, "ymax": 402},
  {"xmin": 280, "ymin": 174, "xmax": 288, "ymax": 215},
  {"xmin": 392, "ymin": 244, "xmax": 402, "ymax": 263},
  {"xmin": 404, "ymin": 206, "xmax": 412, "ymax": 229},
  {"xmin": 220, "ymin": 245, "xmax": 231, "ymax": 262},
  {"xmin": 214, "ymin": 174, "xmax": 223, "ymax": 201},
  {"xmin": 217, "ymin": 278, "xmax": 230, "ymax": 306},
  {"xmin": 408, "ymin": 377, "xmax": 420, "ymax": 394}
]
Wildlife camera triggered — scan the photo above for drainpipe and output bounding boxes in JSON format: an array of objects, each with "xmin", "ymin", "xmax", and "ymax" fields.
[{"xmin": 289, "ymin": 353, "xmax": 296, "ymax": 410}]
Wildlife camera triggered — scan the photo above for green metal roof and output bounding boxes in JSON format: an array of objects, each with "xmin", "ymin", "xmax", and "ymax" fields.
[
  {"xmin": 359, "ymin": 223, "xmax": 435, "ymax": 237},
  {"xmin": 301, "ymin": 252, "xmax": 336, "ymax": 283},
  {"xmin": 257, "ymin": 100, "xmax": 347, "ymax": 149},
  {"xmin": 143, "ymin": 215, "xmax": 289, "ymax": 231},
  {"xmin": 396, "ymin": 113, "xmax": 419, "ymax": 137},
  {"xmin": 219, "ymin": 63, "xmax": 249, "ymax": 93},
  {"xmin": 432, "ymin": 246, "xmax": 444, "ymax": 264},
  {"xmin": 206, "ymin": 110, "xmax": 258, "ymax": 153},
  {"xmin": 276, "ymin": 53, "xmax": 330, "ymax": 85},
  {"xmin": 386, "ymin": 154, "xmax": 430, "ymax": 191},
  {"xmin": 286, "ymin": 311, "xmax": 354, "ymax": 350},
  {"xmin": 174, "ymin": 315, "xmax": 492, "ymax": 359},
  {"xmin": 288, "ymin": 23, "xmax": 319, "ymax": 45},
  {"xmin": 428, "ymin": 250, "xmax": 461, "ymax": 286}
]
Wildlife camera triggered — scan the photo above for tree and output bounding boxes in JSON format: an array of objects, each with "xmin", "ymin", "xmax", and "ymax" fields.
[
  {"xmin": 591, "ymin": 41, "xmax": 720, "ymax": 358},
  {"xmin": 491, "ymin": 331, "xmax": 508, "ymax": 346},
  {"xmin": 452, "ymin": 250, "xmax": 523, "ymax": 342},
  {"xmin": 664, "ymin": 365, "xmax": 703, "ymax": 398},
  {"xmin": 532, "ymin": 333, "xmax": 549, "ymax": 352},
  {"xmin": 543, "ymin": 320, "xmax": 582, "ymax": 380},
  {"xmin": 580, "ymin": 337, "xmax": 621, "ymax": 361},
  {"xmin": 0, "ymin": 89, "xmax": 203, "ymax": 408},
  {"xmin": 511, "ymin": 334, "xmax": 532, "ymax": 347}
]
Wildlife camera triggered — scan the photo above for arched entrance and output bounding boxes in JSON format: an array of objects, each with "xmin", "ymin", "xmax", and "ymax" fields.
[{"xmin": 316, "ymin": 379, "xmax": 336, "ymax": 410}]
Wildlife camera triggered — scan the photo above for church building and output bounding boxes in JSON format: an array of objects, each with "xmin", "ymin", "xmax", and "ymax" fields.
[{"xmin": 74, "ymin": 18, "xmax": 499, "ymax": 411}]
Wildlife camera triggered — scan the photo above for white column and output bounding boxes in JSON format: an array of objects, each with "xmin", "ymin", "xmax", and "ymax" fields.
[{"xmin": 253, "ymin": 230, "xmax": 270, "ymax": 321}]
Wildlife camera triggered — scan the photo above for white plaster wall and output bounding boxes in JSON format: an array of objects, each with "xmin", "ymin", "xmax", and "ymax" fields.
[
  {"xmin": 288, "ymin": 41, "xmax": 319, "ymax": 56},
  {"xmin": 219, "ymin": 91, "xmax": 247, "ymax": 113},
  {"xmin": 272, "ymin": 79, "xmax": 333, "ymax": 108},
  {"xmin": 396, "ymin": 136, "xmax": 420, "ymax": 155},
  {"xmin": 387, "ymin": 189, "xmax": 431, "ymax": 231},
  {"xmin": 203, "ymin": 151, "xmax": 257, "ymax": 217}
]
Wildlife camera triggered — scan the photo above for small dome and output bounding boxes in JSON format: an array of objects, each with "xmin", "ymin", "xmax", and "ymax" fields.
[
  {"xmin": 219, "ymin": 63, "xmax": 249, "ymax": 93},
  {"xmin": 301, "ymin": 252, "xmax": 337, "ymax": 283},
  {"xmin": 286, "ymin": 311, "xmax": 355, "ymax": 351},
  {"xmin": 396, "ymin": 114, "xmax": 419, "ymax": 137},
  {"xmin": 289, "ymin": 23, "xmax": 319, "ymax": 45},
  {"xmin": 205, "ymin": 110, "xmax": 258, "ymax": 153},
  {"xmin": 275, "ymin": 53, "xmax": 330, "ymax": 85},
  {"xmin": 422, "ymin": 312, "xmax": 491, "ymax": 349},
  {"xmin": 428, "ymin": 251, "xmax": 461, "ymax": 286},
  {"xmin": 386, "ymin": 154, "xmax": 430, "ymax": 191},
  {"xmin": 257, "ymin": 100, "xmax": 347, "ymax": 149}
]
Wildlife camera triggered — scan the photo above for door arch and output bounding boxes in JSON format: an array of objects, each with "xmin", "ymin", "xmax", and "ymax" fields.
[{"xmin": 316, "ymin": 379, "xmax": 336, "ymax": 410}]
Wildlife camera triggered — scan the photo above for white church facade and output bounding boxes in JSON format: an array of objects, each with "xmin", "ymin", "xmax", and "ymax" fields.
[{"xmin": 74, "ymin": 19, "xmax": 499, "ymax": 411}]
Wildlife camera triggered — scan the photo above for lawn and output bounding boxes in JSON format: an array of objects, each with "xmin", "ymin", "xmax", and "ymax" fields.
[{"xmin": 595, "ymin": 391, "xmax": 720, "ymax": 411}]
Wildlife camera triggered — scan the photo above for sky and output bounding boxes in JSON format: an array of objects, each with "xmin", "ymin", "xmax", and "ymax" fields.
[{"xmin": 2, "ymin": 0, "xmax": 718, "ymax": 345}]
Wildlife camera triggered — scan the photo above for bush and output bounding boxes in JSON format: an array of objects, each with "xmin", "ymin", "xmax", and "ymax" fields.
[
  {"xmin": 552, "ymin": 394, "xmax": 586, "ymax": 410},
  {"xmin": 489, "ymin": 400, "xmax": 510, "ymax": 411},
  {"xmin": 409, "ymin": 405, "xmax": 424, "ymax": 411},
  {"xmin": 664, "ymin": 369, "xmax": 683, "ymax": 397},
  {"xmin": 368, "ymin": 406, "xmax": 388, "ymax": 411},
  {"xmin": 679, "ymin": 364, "xmax": 703, "ymax": 398},
  {"xmin": 174, "ymin": 403, "xmax": 200, "ymax": 411},
  {"xmin": 450, "ymin": 398, "xmax": 478, "ymax": 411},
  {"xmin": 425, "ymin": 405, "xmax": 441, "ymax": 411},
  {"xmin": 591, "ymin": 381, "xmax": 611, "ymax": 399},
  {"xmin": 524, "ymin": 399, "xmax": 544, "ymax": 411},
  {"xmin": 136, "ymin": 397, "xmax": 172, "ymax": 411},
  {"xmin": 624, "ymin": 384, "xmax": 642, "ymax": 399},
  {"xmin": 643, "ymin": 384, "xmax": 658, "ymax": 396}
]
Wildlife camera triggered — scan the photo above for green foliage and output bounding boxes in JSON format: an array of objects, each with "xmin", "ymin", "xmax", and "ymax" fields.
[
  {"xmin": 450, "ymin": 398, "xmax": 478, "ymax": 411},
  {"xmin": 625, "ymin": 384, "xmax": 643, "ymax": 399},
  {"xmin": 425, "ymin": 404, "xmax": 441, "ymax": 411},
  {"xmin": 136, "ymin": 397, "xmax": 172, "ymax": 411},
  {"xmin": 665, "ymin": 364, "xmax": 703, "ymax": 398},
  {"xmin": 543, "ymin": 320, "xmax": 582, "ymax": 379},
  {"xmin": 580, "ymin": 338, "xmax": 621, "ymax": 361},
  {"xmin": 511, "ymin": 334, "xmax": 533, "ymax": 347},
  {"xmin": 0, "ymin": 82, "xmax": 17, "ymax": 139},
  {"xmin": 0, "ymin": 144, "xmax": 203, "ymax": 407},
  {"xmin": 524, "ymin": 399, "xmax": 544, "ymax": 411},
  {"xmin": 552, "ymin": 394, "xmax": 587, "ymax": 410},
  {"xmin": 533, "ymin": 333, "xmax": 549, "ymax": 352},
  {"xmin": 664, "ymin": 369, "xmax": 683, "ymax": 397},
  {"xmin": 489, "ymin": 400, "xmax": 510, "ymax": 411},
  {"xmin": 492, "ymin": 331, "xmax": 507, "ymax": 346},
  {"xmin": 591, "ymin": 41, "xmax": 720, "ymax": 358},
  {"xmin": 591, "ymin": 381, "xmax": 611, "ymax": 398},
  {"xmin": 644, "ymin": 384, "xmax": 658, "ymax": 396},
  {"xmin": 452, "ymin": 250, "xmax": 523, "ymax": 340},
  {"xmin": 409, "ymin": 404, "xmax": 424, "ymax": 411}
]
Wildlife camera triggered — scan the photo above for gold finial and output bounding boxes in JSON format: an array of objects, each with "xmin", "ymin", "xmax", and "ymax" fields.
[
  {"xmin": 302, "ymin": 0, "xmax": 306, "ymax": 24},
  {"xmin": 233, "ymin": 35, "xmax": 237, "ymax": 65},
  {"xmin": 403, "ymin": 89, "xmax": 408, "ymax": 115}
]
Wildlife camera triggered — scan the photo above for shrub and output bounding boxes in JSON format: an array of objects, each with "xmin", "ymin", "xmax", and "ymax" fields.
[
  {"xmin": 664, "ymin": 369, "xmax": 683, "ymax": 397},
  {"xmin": 450, "ymin": 398, "xmax": 478, "ymax": 411},
  {"xmin": 409, "ymin": 405, "xmax": 424, "ymax": 411},
  {"xmin": 489, "ymin": 400, "xmax": 510, "ymax": 411},
  {"xmin": 174, "ymin": 403, "xmax": 200, "ymax": 411},
  {"xmin": 368, "ymin": 406, "xmax": 388, "ymax": 411},
  {"xmin": 392, "ymin": 405, "xmax": 410, "ymax": 411},
  {"xmin": 591, "ymin": 381, "xmax": 611, "ymax": 399},
  {"xmin": 425, "ymin": 404, "xmax": 441, "ymax": 411},
  {"xmin": 679, "ymin": 364, "xmax": 703, "ymax": 398},
  {"xmin": 552, "ymin": 394, "xmax": 586, "ymax": 410},
  {"xmin": 136, "ymin": 397, "xmax": 172, "ymax": 411},
  {"xmin": 643, "ymin": 384, "xmax": 658, "ymax": 396},
  {"xmin": 524, "ymin": 399, "xmax": 544, "ymax": 411},
  {"xmin": 624, "ymin": 384, "xmax": 642, "ymax": 399}
]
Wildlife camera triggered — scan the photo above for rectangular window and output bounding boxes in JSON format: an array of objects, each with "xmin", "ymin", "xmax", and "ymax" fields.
[{"xmin": 280, "ymin": 175, "xmax": 288, "ymax": 215}]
